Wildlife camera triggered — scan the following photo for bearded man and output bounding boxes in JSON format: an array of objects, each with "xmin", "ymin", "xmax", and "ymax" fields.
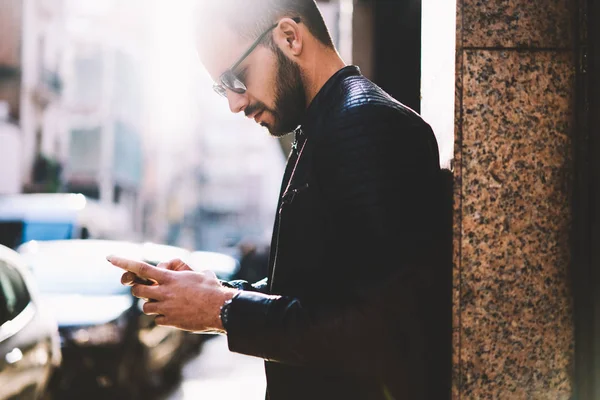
[{"xmin": 109, "ymin": 1, "xmax": 448, "ymax": 399}]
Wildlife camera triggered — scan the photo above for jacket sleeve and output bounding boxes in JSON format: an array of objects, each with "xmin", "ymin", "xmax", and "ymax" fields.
[
  {"xmin": 222, "ymin": 278, "xmax": 269, "ymax": 294},
  {"xmin": 224, "ymin": 104, "xmax": 441, "ymax": 376}
]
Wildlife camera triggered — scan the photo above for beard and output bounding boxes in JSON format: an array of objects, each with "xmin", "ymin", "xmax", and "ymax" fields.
[{"xmin": 264, "ymin": 46, "xmax": 307, "ymax": 137}]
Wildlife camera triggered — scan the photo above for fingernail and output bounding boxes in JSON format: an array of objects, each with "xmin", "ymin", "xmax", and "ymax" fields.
[{"xmin": 106, "ymin": 255, "xmax": 114, "ymax": 262}]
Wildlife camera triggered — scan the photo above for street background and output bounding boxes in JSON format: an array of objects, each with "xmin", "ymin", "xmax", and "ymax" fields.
[
  {"xmin": 0, "ymin": 0, "xmax": 587, "ymax": 397},
  {"xmin": 163, "ymin": 337, "xmax": 266, "ymax": 400},
  {"xmin": 0, "ymin": 0, "xmax": 456, "ymax": 398}
]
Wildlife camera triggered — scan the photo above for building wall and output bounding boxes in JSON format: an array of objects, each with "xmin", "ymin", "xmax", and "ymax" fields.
[
  {"xmin": 0, "ymin": 118, "xmax": 22, "ymax": 194},
  {"xmin": 60, "ymin": 0, "xmax": 150, "ymax": 234},
  {"xmin": 0, "ymin": 0, "xmax": 22, "ymax": 66},
  {"xmin": 453, "ymin": 0, "xmax": 575, "ymax": 398},
  {"xmin": 20, "ymin": 0, "xmax": 67, "ymax": 190},
  {"xmin": 0, "ymin": 0, "xmax": 23, "ymax": 120}
]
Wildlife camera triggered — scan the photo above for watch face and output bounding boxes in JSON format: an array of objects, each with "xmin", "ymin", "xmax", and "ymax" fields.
[{"xmin": 220, "ymin": 298, "xmax": 234, "ymax": 328}]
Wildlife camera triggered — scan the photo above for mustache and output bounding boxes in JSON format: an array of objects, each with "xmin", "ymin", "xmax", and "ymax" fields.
[
  {"xmin": 245, "ymin": 102, "xmax": 278, "ymax": 119},
  {"xmin": 244, "ymin": 103, "xmax": 265, "ymax": 118}
]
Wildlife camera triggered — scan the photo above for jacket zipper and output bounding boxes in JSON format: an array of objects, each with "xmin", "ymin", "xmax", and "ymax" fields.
[{"xmin": 270, "ymin": 126, "xmax": 304, "ymax": 292}]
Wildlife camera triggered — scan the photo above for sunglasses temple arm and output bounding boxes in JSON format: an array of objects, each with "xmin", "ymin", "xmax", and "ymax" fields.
[
  {"xmin": 229, "ymin": 18, "xmax": 301, "ymax": 73},
  {"xmin": 230, "ymin": 22, "xmax": 280, "ymax": 72}
]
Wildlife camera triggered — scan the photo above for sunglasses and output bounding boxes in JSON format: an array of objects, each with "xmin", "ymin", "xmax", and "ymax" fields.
[{"xmin": 213, "ymin": 17, "xmax": 302, "ymax": 98}]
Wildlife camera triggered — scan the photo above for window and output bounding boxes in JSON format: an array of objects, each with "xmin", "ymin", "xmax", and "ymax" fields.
[{"xmin": 0, "ymin": 260, "xmax": 31, "ymax": 325}]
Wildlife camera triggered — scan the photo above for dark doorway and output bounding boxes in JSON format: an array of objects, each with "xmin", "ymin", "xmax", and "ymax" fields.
[
  {"xmin": 368, "ymin": 1, "xmax": 451, "ymax": 398},
  {"xmin": 572, "ymin": 0, "xmax": 600, "ymax": 398},
  {"xmin": 372, "ymin": 0, "xmax": 422, "ymax": 112}
]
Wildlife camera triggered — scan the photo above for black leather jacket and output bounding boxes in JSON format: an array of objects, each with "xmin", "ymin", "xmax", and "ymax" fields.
[{"xmin": 224, "ymin": 66, "xmax": 448, "ymax": 400}]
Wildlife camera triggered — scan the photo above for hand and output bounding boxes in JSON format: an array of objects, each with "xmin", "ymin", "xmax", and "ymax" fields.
[
  {"xmin": 107, "ymin": 256, "xmax": 238, "ymax": 333},
  {"xmin": 120, "ymin": 258, "xmax": 192, "ymax": 286}
]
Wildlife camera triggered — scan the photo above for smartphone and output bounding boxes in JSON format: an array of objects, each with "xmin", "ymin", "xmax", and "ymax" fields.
[{"xmin": 133, "ymin": 275, "xmax": 156, "ymax": 286}]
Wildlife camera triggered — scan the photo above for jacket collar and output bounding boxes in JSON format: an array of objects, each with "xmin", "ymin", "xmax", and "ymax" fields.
[{"xmin": 295, "ymin": 65, "xmax": 362, "ymax": 138}]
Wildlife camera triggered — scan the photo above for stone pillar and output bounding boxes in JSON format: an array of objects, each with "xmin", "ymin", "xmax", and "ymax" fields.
[{"xmin": 453, "ymin": 0, "xmax": 575, "ymax": 398}]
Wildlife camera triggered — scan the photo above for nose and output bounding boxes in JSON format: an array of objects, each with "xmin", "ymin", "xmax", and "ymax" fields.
[{"xmin": 226, "ymin": 90, "xmax": 249, "ymax": 114}]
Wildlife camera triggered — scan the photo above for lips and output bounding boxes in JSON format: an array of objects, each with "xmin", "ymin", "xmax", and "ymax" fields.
[{"xmin": 254, "ymin": 110, "xmax": 264, "ymax": 123}]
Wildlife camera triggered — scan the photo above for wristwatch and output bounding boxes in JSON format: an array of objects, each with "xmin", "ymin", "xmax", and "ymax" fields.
[{"xmin": 219, "ymin": 296, "xmax": 235, "ymax": 330}]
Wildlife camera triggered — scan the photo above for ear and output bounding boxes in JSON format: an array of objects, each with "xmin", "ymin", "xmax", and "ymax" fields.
[{"xmin": 273, "ymin": 17, "xmax": 303, "ymax": 56}]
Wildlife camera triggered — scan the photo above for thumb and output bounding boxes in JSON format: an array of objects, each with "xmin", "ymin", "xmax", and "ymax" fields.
[
  {"xmin": 157, "ymin": 258, "xmax": 193, "ymax": 272},
  {"xmin": 203, "ymin": 269, "xmax": 218, "ymax": 280}
]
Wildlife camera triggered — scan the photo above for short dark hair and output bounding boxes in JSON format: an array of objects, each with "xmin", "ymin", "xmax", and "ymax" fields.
[{"xmin": 196, "ymin": 0, "xmax": 335, "ymax": 49}]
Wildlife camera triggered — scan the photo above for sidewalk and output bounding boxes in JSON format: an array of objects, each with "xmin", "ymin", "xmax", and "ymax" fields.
[{"xmin": 165, "ymin": 335, "xmax": 266, "ymax": 400}]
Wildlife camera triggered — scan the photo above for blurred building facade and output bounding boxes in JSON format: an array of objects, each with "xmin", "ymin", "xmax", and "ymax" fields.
[
  {"xmin": 59, "ymin": 0, "xmax": 148, "ymax": 232},
  {"xmin": 0, "ymin": 101, "xmax": 21, "ymax": 194},
  {"xmin": 0, "ymin": 0, "xmax": 356, "ymax": 249},
  {"xmin": 0, "ymin": 0, "xmax": 23, "ymax": 195},
  {"xmin": 0, "ymin": 0, "xmax": 66, "ymax": 194},
  {"xmin": 0, "ymin": 0, "xmax": 23, "ymax": 122},
  {"xmin": 141, "ymin": 0, "xmax": 351, "ymax": 253},
  {"xmin": 0, "ymin": 0, "xmax": 150, "ymax": 233}
]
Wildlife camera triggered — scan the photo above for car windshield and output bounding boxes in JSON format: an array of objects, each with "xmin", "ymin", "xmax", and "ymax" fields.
[
  {"xmin": 23, "ymin": 244, "xmax": 137, "ymax": 296},
  {"xmin": 0, "ymin": 221, "xmax": 75, "ymax": 249},
  {"xmin": 23, "ymin": 222, "xmax": 74, "ymax": 243}
]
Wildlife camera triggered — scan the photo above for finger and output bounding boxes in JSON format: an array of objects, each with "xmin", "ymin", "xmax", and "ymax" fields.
[
  {"xmin": 203, "ymin": 269, "xmax": 218, "ymax": 280},
  {"xmin": 121, "ymin": 271, "xmax": 154, "ymax": 287},
  {"xmin": 156, "ymin": 261, "xmax": 170, "ymax": 270},
  {"xmin": 142, "ymin": 301, "xmax": 161, "ymax": 315},
  {"xmin": 121, "ymin": 272, "xmax": 136, "ymax": 286},
  {"xmin": 107, "ymin": 256, "xmax": 168, "ymax": 283},
  {"xmin": 158, "ymin": 259, "xmax": 193, "ymax": 272},
  {"xmin": 133, "ymin": 275, "xmax": 157, "ymax": 286},
  {"xmin": 155, "ymin": 315, "xmax": 171, "ymax": 327},
  {"xmin": 131, "ymin": 284, "xmax": 166, "ymax": 301}
]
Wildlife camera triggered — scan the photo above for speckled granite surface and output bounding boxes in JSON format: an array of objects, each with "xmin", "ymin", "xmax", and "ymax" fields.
[
  {"xmin": 453, "ymin": 1, "xmax": 576, "ymax": 398},
  {"xmin": 462, "ymin": 0, "xmax": 573, "ymax": 48}
]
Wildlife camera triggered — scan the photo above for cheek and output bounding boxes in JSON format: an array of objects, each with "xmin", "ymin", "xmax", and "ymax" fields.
[
  {"xmin": 249, "ymin": 76, "xmax": 276, "ymax": 109},
  {"xmin": 246, "ymin": 50, "xmax": 278, "ymax": 107}
]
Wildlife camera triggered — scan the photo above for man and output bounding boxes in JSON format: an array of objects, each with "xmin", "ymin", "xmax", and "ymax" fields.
[{"xmin": 108, "ymin": 1, "xmax": 448, "ymax": 398}]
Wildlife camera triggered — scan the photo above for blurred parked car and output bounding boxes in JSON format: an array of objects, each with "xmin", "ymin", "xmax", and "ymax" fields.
[
  {"xmin": 0, "ymin": 244, "xmax": 61, "ymax": 400},
  {"xmin": 188, "ymin": 251, "xmax": 240, "ymax": 281},
  {"xmin": 0, "ymin": 193, "xmax": 136, "ymax": 250},
  {"xmin": 17, "ymin": 240, "xmax": 189, "ymax": 399}
]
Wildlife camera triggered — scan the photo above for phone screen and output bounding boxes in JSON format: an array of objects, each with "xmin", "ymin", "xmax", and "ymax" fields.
[{"xmin": 133, "ymin": 275, "xmax": 155, "ymax": 286}]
